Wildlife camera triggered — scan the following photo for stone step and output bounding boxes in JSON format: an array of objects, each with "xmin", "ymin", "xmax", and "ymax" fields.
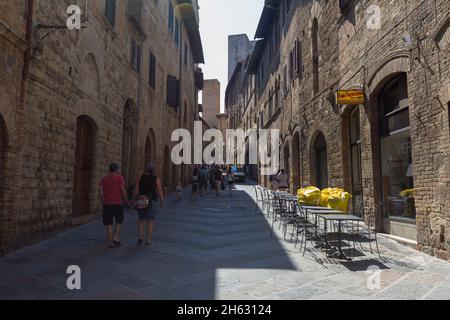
[{"xmin": 379, "ymin": 233, "xmax": 417, "ymax": 250}]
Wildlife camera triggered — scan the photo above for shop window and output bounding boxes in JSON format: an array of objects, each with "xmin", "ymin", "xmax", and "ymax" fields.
[{"xmin": 378, "ymin": 73, "xmax": 415, "ymax": 220}]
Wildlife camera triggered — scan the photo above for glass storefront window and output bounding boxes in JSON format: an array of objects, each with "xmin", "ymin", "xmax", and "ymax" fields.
[
  {"xmin": 378, "ymin": 74, "xmax": 415, "ymax": 220},
  {"xmin": 380, "ymin": 130, "xmax": 415, "ymax": 219}
]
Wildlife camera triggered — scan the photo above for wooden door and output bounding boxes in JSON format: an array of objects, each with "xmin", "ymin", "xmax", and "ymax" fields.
[{"xmin": 73, "ymin": 117, "xmax": 93, "ymax": 217}]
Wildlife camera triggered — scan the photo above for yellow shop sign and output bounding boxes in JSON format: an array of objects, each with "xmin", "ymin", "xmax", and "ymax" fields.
[{"xmin": 336, "ymin": 90, "xmax": 365, "ymax": 105}]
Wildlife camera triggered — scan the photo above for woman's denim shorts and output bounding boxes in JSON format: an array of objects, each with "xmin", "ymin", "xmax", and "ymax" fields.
[{"xmin": 138, "ymin": 205, "xmax": 156, "ymax": 221}]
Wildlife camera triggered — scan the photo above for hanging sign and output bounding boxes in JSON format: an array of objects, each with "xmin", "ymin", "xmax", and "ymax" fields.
[{"xmin": 336, "ymin": 90, "xmax": 365, "ymax": 105}]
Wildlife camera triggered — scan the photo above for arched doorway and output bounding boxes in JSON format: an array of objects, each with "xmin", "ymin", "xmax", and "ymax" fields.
[
  {"xmin": 292, "ymin": 132, "xmax": 301, "ymax": 191},
  {"xmin": 283, "ymin": 142, "xmax": 290, "ymax": 176},
  {"xmin": 122, "ymin": 100, "xmax": 137, "ymax": 193},
  {"xmin": 312, "ymin": 132, "xmax": 328, "ymax": 190},
  {"xmin": 73, "ymin": 116, "xmax": 96, "ymax": 217},
  {"xmin": 163, "ymin": 146, "xmax": 171, "ymax": 191},
  {"xmin": 348, "ymin": 107, "xmax": 363, "ymax": 215},
  {"xmin": 377, "ymin": 73, "xmax": 415, "ymax": 220}
]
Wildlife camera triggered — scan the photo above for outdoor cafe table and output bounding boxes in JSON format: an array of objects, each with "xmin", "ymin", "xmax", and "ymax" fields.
[
  {"xmin": 319, "ymin": 214, "xmax": 363, "ymax": 261},
  {"xmin": 304, "ymin": 208, "xmax": 344, "ymax": 239}
]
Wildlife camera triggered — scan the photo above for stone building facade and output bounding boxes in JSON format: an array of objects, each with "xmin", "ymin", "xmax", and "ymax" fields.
[
  {"xmin": 228, "ymin": 0, "xmax": 450, "ymax": 260},
  {"xmin": 0, "ymin": 0, "xmax": 204, "ymax": 254},
  {"xmin": 201, "ymin": 79, "xmax": 221, "ymax": 129},
  {"xmin": 228, "ymin": 34, "xmax": 257, "ymax": 82}
]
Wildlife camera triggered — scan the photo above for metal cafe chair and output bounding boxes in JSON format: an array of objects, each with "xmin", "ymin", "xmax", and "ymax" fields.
[
  {"xmin": 259, "ymin": 187, "xmax": 270, "ymax": 215},
  {"xmin": 253, "ymin": 185, "xmax": 262, "ymax": 213},
  {"xmin": 281, "ymin": 197, "xmax": 300, "ymax": 241},
  {"xmin": 346, "ymin": 205, "xmax": 382, "ymax": 259},
  {"xmin": 292, "ymin": 203, "xmax": 317, "ymax": 256},
  {"xmin": 264, "ymin": 189, "xmax": 276, "ymax": 218},
  {"xmin": 260, "ymin": 188, "xmax": 270, "ymax": 216},
  {"xmin": 270, "ymin": 193, "xmax": 286, "ymax": 237}
]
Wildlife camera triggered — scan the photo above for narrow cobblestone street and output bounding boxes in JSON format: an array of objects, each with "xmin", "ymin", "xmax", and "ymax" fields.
[{"xmin": 1, "ymin": 183, "xmax": 450, "ymax": 300}]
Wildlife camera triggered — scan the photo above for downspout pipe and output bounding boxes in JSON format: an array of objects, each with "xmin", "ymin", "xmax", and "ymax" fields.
[{"xmin": 21, "ymin": 0, "xmax": 34, "ymax": 101}]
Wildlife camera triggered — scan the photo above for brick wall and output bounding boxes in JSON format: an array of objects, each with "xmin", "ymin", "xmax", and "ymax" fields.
[
  {"xmin": 0, "ymin": 0, "xmax": 200, "ymax": 254},
  {"xmin": 243, "ymin": 0, "xmax": 450, "ymax": 260}
]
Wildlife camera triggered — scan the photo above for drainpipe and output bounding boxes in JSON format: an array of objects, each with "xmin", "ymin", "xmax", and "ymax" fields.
[{"xmin": 21, "ymin": 0, "xmax": 34, "ymax": 107}]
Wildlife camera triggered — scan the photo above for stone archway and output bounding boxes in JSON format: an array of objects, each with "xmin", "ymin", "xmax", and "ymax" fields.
[
  {"xmin": 310, "ymin": 131, "xmax": 328, "ymax": 190},
  {"xmin": 73, "ymin": 115, "xmax": 98, "ymax": 218}
]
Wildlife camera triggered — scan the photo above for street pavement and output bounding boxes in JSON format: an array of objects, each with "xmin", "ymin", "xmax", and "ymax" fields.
[{"xmin": 1, "ymin": 183, "xmax": 450, "ymax": 300}]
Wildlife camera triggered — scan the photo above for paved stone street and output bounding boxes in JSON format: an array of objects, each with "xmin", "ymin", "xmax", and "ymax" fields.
[{"xmin": 1, "ymin": 183, "xmax": 450, "ymax": 300}]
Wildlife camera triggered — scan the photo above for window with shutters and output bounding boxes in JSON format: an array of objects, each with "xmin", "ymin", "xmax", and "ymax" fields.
[
  {"xmin": 167, "ymin": 75, "xmax": 179, "ymax": 107},
  {"xmin": 131, "ymin": 39, "xmax": 141, "ymax": 73},
  {"xmin": 149, "ymin": 52, "xmax": 156, "ymax": 88},
  {"xmin": 289, "ymin": 50, "xmax": 294, "ymax": 81},
  {"xmin": 105, "ymin": 0, "xmax": 116, "ymax": 27},
  {"xmin": 294, "ymin": 40, "xmax": 302, "ymax": 79},
  {"xmin": 175, "ymin": 18, "xmax": 180, "ymax": 46},
  {"xmin": 312, "ymin": 18, "xmax": 320, "ymax": 95},
  {"xmin": 168, "ymin": 2, "xmax": 174, "ymax": 34}
]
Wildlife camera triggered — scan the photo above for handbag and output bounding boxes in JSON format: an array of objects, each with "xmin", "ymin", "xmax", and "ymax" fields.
[{"xmin": 135, "ymin": 195, "xmax": 150, "ymax": 210}]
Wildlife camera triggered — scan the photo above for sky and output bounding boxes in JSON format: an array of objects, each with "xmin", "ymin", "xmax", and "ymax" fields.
[{"xmin": 198, "ymin": 0, "xmax": 265, "ymax": 112}]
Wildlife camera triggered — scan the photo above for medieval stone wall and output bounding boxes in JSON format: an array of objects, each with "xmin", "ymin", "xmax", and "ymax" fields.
[{"xmin": 0, "ymin": 0, "xmax": 200, "ymax": 254}]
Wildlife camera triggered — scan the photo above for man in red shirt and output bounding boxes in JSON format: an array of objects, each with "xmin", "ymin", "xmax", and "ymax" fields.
[{"xmin": 98, "ymin": 163, "xmax": 130, "ymax": 248}]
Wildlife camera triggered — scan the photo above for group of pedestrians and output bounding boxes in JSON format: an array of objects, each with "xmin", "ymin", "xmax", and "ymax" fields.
[
  {"xmin": 270, "ymin": 169, "xmax": 289, "ymax": 191},
  {"xmin": 98, "ymin": 162, "xmax": 238, "ymax": 249},
  {"xmin": 98, "ymin": 162, "xmax": 164, "ymax": 249},
  {"xmin": 191, "ymin": 164, "xmax": 235, "ymax": 199}
]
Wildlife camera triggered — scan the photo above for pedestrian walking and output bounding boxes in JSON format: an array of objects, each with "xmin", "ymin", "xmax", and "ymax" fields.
[
  {"xmin": 199, "ymin": 164, "xmax": 209, "ymax": 195},
  {"xmin": 209, "ymin": 165, "xmax": 216, "ymax": 194},
  {"xmin": 277, "ymin": 169, "xmax": 289, "ymax": 190},
  {"xmin": 271, "ymin": 170, "xmax": 280, "ymax": 191},
  {"xmin": 213, "ymin": 165, "xmax": 224, "ymax": 197},
  {"xmin": 134, "ymin": 163, "xmax": 164, "ymax": 247},
  {"xmin": 175, "ymin": 181, "xmax": 183, "ymax": 202},
  {"xmin": 191, "ymin": 166, "xmax": 200, "ymax": 200},
  {"xmin": 98, "ymin": 163, "xmax": 130, "ymax": 249},
  {"xmin": 226, "ymin": 166, "xmax": 235, "ymax": 196}
]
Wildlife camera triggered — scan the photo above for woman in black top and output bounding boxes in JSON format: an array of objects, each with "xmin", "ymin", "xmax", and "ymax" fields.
[{"xmin": 134, "ymin": 163, "xmax": 164, "ymax": 246}]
